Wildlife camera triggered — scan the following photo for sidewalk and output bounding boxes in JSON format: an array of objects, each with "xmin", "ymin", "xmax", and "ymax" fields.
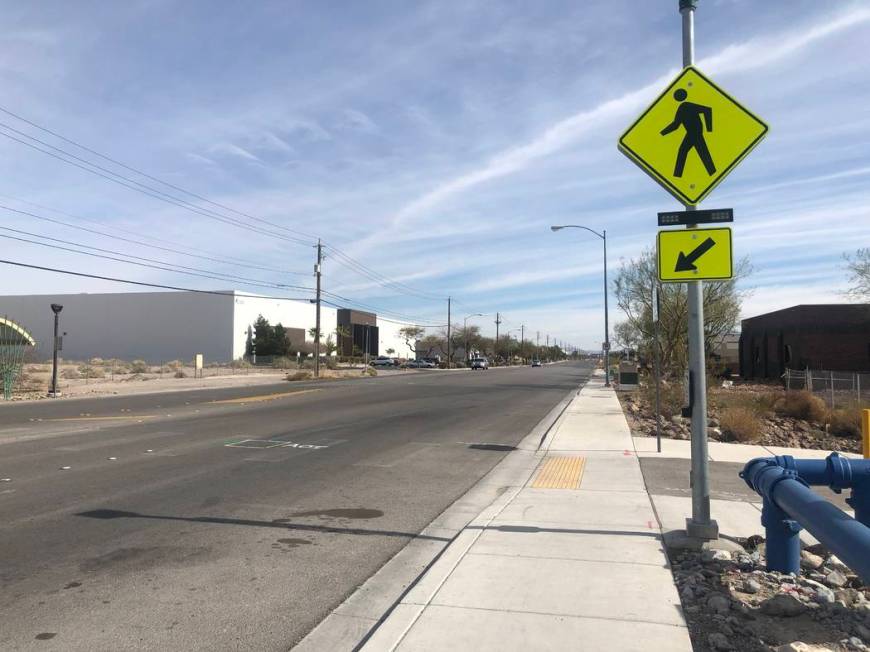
[{"xmin": 362, "ymin": 372, "xmax": 692, "ymax": 651}]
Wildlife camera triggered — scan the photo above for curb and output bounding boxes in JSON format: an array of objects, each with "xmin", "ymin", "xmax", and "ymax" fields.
[{"xmin": 291, "ymin": 377, "xmax": 587, "ymax": 652}]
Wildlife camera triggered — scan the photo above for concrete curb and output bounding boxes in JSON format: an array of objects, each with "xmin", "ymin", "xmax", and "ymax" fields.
[{"xmin": 291, "ymin": 378, "xmax": 586, "ymax": 652}]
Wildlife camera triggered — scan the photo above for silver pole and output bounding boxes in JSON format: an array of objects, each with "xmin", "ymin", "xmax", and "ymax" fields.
[
  {"xmin": 681, "ymin": 0, "xmax": 717, "ymax": 540},
  {"xmin": 653, "ymin": 281, "xmax": 662, "ymax": 454},
  {"xmin": 603, "ymin": 230, "xmax": 611, "ymax": 387}
]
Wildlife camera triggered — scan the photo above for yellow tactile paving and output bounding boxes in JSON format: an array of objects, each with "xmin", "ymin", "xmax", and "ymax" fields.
[
  {"xmin": 531, "ymin": 456, "xmax": 586, "ymax": 489},
  {"xmin": 211, "ymin": 389, "xmax": 320, "ymax": 404}
]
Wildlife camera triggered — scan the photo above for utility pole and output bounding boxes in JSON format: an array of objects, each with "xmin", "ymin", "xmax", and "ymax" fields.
[
  {"xmin": 446, "ymin": 297, "xmax": 451, "ymax": 369},
  {"xmin": 520, "ymin": 324, "xmax": 525, "ymax": 364},
  {"xmin": 680, "ymin": 0, "xmax": 717, "ymax": 541},
  {"xmin": 494, "ymin": 312, "xmax": 501, "ymax": 361},
  {"xmin": 49, "ymin": 303, "xmax": 63, "ymax": 397},
  {"xmin": 314, "ymin": 239, "xmax": 323, "ymax": 379},
  {"xmin": 536, "ymin": 331, "xmax": 540, "ymax": 358}
]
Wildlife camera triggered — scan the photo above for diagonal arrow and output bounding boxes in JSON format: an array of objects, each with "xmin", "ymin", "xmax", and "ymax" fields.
[{"xmin": 675, "ymin": 237, "xmax": 716, "ymax": 272}]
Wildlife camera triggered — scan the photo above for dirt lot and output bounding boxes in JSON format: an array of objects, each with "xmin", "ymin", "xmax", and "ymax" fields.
[{"xmin": 6, "ymin": 359, "xmax": 402, "ymax": 402}]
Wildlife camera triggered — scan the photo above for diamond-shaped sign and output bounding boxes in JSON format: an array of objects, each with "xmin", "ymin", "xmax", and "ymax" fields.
[{"xmin": 619, "ymin": 66, "xmax": 768, "ymax": 206}]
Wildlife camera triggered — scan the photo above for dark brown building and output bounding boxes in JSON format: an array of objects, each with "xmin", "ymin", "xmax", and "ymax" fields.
[
  {"xmin": 739, "ymin": 304, "xmax": 870, "ymax": 379},
  {"xmin": 336, "ymin": 309, "xmax": 379, "ymax": 358}
]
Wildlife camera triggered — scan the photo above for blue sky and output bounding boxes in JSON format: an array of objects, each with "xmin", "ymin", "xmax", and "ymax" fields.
[{"xmin": 0, "ymin": 0, "xmax": 868, "ymax": 348}]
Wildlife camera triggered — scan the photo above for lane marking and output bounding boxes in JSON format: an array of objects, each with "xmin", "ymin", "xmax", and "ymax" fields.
[
  {"xmin": 211, "ymin": 389, "xmax": 320, "ymax": 405},
  {"xmin": 45, "ymin": 415, "xmax": 157, "ymax": 422},
  {"xmin": 531, "ymin": 456, "xmax": 586, "ymax": 489}
]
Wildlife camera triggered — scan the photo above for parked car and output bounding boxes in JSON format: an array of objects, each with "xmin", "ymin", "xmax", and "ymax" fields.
[
  {"xmin": 404, "ymin": 359, "xmax": 431, "ymax": 368},
  {"xmin": 371, "ymin": 356, "xmax": 397, "ymax": 367},
  {"xmin": 531, "ymin": 359, "xmax": 542, "ymax": 367},
  {"xmin": 470, "ymin": 357, "xmax": 489, "ymax": 370}
]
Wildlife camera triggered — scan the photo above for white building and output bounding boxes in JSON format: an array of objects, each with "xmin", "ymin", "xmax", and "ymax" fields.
[{"xmin": 0, "ymin": 290, "xmax": 412, "ymax": 363}]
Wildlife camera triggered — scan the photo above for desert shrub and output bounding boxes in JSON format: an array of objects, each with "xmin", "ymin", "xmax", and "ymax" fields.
[
  {"xmin": 60, "ymin": 368, "xmax": 81, "ymax": 379},
  {"xmin": 639, "ymin": 378, "xmax": 686, "ymax": 419},
  {"xmin": 777, "ymin": 391, "xmax": 828, "ymax": 423},
  {"xmin": 711, "ymin": 389, "xmax": 778, "ymax": 418},
  {"xmin": 286, "ymin": 370, "xmax": 312, "ymax": 381},
  {"xmin": 77, "ymin": 364, "xmax": 105, "ymax": 378},
  {"xmin": 130, "ymin": 359, "xmax": 149, "ymax": 373},
  {"xmin": 174, "ymin": 370, "xmax": 187, "ymax": 379},
  {"xmin": 165, "ymin": 360, "xmax": 183, "ymax": 371},
  {"xmin": 325, "ymin": 356, "xmax": 338, "ymax": 370},
  {"xmin": 720, "ymin": 406, "xmax": 763, "ymax": 443},
  {"xmin": 271, "ymin": 356, "xmax": 295, "ymax": 369},
  {"xmin": 89, "ymin": 357, "xmax": 104, "ymax": 366},
  {"xmin": 301, "ymin": 359, "xmax": 315, "ymax": 370},
  {"xmin": 230, "ymin": 358, "xmax": 252, "ymax": 369},
  {"xmin": 828, "ymin": 405, "xmax": 864, "ymax": 438},
  {"xmin": 365, "ymin": 367, "xmax": 378, "ymax": 377}
]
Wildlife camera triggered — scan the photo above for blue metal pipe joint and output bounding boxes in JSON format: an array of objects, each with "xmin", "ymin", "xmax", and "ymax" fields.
[{"xmin": 740, "ymin": 453, "xmax": 870, "ymax": 582}]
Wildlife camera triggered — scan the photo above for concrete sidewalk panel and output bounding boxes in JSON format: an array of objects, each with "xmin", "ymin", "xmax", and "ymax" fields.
[
  {"xmin": 580, "ymin": 455, "xmax": 647, "ymax": 492},
  {"xmin": 429, "ymin": 554, "xmax": 685, "ymax": 626},
  {"xmin": 652, "ymin": 494, "xmax": 762, "ymax": 538},
  {"xmin": 494, "ymin": 489, "xmax": 657, "ymax": 529},
  {"xmin": 396, "ymin": 605, "xmax": 692, "ymax": 652},
  {"xmin": 470, "ymin": 526, "xmax": 667, "ymax": 565}
]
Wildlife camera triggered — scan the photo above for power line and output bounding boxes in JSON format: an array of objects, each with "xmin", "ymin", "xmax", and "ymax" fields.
[
  {"xmin": 0, "ymin": 229, "xmax": 315, "ymax": 292},
  {"xmin": 0, "ymin": 202, "xmax": 309, "ymax": 276},
  {"xmin": 0, "ymin": 106, "xmax": 449, "ymax": 302},
  {"xmin": 0, "ymin": 123, "xmax": 315, "ymax": 248},
  {"xmin": 0, "ymin": 105, "xmax": 319, "ymax": 242},
  {"xmin": 0, "ymin": 258, "xmax": 311, "ymax": 301}
]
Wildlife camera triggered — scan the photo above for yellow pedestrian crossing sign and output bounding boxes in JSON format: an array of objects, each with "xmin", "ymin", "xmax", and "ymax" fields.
[
  {"xmin": 619, "ymin": 66, "xmax": 768, "ymax": 206},
  {"xmin": 657, "ymin": 228, "xmax": 732, "ymax": 282}
]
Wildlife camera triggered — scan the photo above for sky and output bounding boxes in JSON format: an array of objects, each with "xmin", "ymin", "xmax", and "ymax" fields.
[{"xmin": 0, "ymin": 0, "xmax": 868, "ymax": 349}]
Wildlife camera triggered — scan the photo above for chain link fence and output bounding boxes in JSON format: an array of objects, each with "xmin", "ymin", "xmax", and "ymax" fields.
[{"xmin": 784, "ymin": 368, "xmax": 870, "ymax": 409}]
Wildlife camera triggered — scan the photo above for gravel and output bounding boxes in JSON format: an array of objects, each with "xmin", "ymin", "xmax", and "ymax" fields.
[{"xmin": 669, "ymin": 541, "xmax": 870, "ymax": 651}]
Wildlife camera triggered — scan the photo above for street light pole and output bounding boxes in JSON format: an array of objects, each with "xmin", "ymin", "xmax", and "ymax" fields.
[
  {"xmin": 49, "ymin": 303, "xmax": 63, "ymax": 397},
  {"xmin": 551, "ymin": 224, "xmax": 611, "ymax": 386}
]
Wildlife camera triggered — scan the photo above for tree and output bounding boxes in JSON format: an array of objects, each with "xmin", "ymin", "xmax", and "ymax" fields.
[
  {"xmin": 612, "ymin": 248, "xmax": 751, "ymax": 377},
  {"xmin": 252, "ymin": 315, "xmax": 273, "ymax": 356},
  {"xmin": 386, "ymin": 348, "xmax": 395, "ymax": 356},
  {"xmin": 324, "ymin": 335, "xmax": 336, "ymax": 356},
  {"xmin": 398, "ymin": 326, "xmax": 425, "ymax": 356},
  {"xmin": 844, "ymin": 248, "xmax": 870, "ymax": 301}
]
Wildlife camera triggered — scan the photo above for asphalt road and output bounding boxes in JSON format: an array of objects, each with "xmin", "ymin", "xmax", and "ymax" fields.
[{"xmin": 0, "ymin": 361, "xmax": 592, "ymax": 651}]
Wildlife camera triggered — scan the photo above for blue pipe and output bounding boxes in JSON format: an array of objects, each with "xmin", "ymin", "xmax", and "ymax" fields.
[{"xmin": 741, "ymin": 454, "xmax": 870, "ymax": 582}]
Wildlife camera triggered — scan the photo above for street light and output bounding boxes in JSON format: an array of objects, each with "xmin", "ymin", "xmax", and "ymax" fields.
[
  {"xmin": 49, "ymin": 303, "xmax": 63, "ymax": 397},
  {"xmin": 463, "ymin": 313, "xmax": 484, "ymax": 363},
  {"xmin": 551, "ymin": 224, "xmax": 611, "ymax": 387}
]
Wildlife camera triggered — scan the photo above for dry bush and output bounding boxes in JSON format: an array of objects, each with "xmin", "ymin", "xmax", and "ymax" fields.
[
  {"xmin": 77, "ymin": 364, "xmax": 105, "ymax": 378},
  {"xmin": 231, "ymin": 358, "xmax": 251, "ymax": 369},
  {"xmin": 828, "ymin": 404, "xmax": 864, "ymax": 439},
  {"xmin": 365, "ymin": 367, "xmax": 378, "ymax": 377},
  {"xmin": 130, "ymin": 359, "xmax": 149, "ymax": 373},
  {"xmin": 61, "ymin": 368, "xmax": 81, "ymax": 379},
  {"xmin": 286, "ymin": 370, "xmax": 312, "ymax": 381},
  {"xmin": 301, "ymin": 359, "xmax": 315, "ymax": 370},
  {"xmin": 777, "ymin": 391, "xmax": 828, "ymax": 423},
  {"xmin": 89, "ymin": 357, "xmax": 105, "ymax": 366},
  {"xmin": 712, "ymin": 389, "xmax": 778, "ymax": 418},
  {"xmin": 720, "ymin": 406, "xmax": 763, "ymax": 443},
  {"xmin": 271, "ymin": 356, "xmax": 295, "ymax": 369},
  {"xmin": 174, "ymin": 370, "xmax": 187, "ymax": 379},
  {"xmin": 325, "ymin": 356, "xmax": 338, "ymax": 370},
  {"xmin": 165, "ymin": 360, "xmax": 183, "ymax": 371},
  {"xmin": 639, "ymin": 379, "xmax": 685, "ymax": 419}
]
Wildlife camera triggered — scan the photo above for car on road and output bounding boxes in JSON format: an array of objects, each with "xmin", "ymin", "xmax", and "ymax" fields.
[
  {"xmin": 531, "ymin": 359, "xmax": 542, "ymax": 367},
  {"xmin": 470, "ymin": 357, "xmax": 489, "ymax": 370},
  {"xmin": 404, "ymin": 359, "xmax": 434, "ymax": 368},
  {"xmin": 371, "ymin": 356, "xmax": 398, "ymax": 367}
]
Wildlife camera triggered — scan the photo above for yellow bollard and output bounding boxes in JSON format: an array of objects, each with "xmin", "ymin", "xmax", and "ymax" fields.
[{"xmin": 863, "ymin": 409, "xmax": 870, "ymax": 459}]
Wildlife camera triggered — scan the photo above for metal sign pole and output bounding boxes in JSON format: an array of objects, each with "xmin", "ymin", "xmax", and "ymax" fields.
[
  {"xmin": 681, "ymin": 0, "xmax": 718, "ymax": 540},
  {"xmin": 653, "ymin": 282, "xmax": 662, "ymax": 454}
]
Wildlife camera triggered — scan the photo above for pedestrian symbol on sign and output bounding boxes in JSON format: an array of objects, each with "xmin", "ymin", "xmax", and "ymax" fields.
[{"xmin": 660, "ymin": 88, "xmax": 716, "ymax": 178}]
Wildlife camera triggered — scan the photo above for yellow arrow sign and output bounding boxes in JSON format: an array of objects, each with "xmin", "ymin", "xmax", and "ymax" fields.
[
  {"xmin": 657, "ymin": 228, "xmax": 732, "ymax": 282},
  {"xmin": 619, "ymin": 66, "xmax": 768, "ymax": 206}
]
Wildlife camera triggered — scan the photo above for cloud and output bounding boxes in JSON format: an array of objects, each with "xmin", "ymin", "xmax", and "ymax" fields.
[
  {"xmin": 207, "ymin": 142, "xmax": 261, "ymax": 162},
  {"xmin": 338, "ymin": 108, "xmax": 378, "ymax": 133},
  {"xmin": 391, "ymin": 5, "xmax": 870, "ymax": 226}
]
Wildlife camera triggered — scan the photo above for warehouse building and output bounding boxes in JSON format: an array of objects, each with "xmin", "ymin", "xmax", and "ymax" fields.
[
  {"xmin": 739, "ymin": 304, "xmax": 870, "ymax": 379},
  {"xmin": 0, "ymin": 290, "xmax": 413, "ymax": 363}
]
